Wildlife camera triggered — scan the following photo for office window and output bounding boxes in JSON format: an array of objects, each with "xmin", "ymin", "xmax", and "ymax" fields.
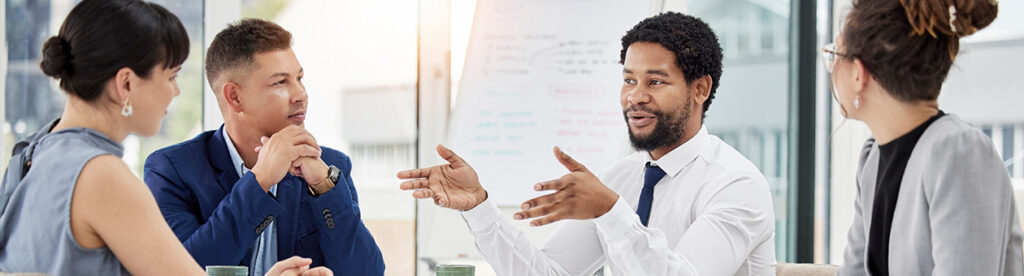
[
  {"xmin": 2, "ymin": 0, "xmax": 204, "ymax": 175},
  {"xmin": 666, "ymin": 0, "xmax": 795, "ymax": 260}
]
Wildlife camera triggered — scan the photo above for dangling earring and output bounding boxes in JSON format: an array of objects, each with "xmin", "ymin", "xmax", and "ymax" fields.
[
  {"xmin": 121, "ymin": 94, "xmax": 133, "ymax": 117},
  {"xmin": 853, "ymin": 96, "xmax": 860, "ymax": 109}
]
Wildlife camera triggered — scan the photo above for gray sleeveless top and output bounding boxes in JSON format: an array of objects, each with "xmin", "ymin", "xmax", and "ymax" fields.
[{"xmin": 0, "ymin": 119, "xmax": 129, "ymax": 275}]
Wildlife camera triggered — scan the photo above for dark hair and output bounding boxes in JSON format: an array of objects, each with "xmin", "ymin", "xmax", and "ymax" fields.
[
  {"xmin": 843, "ymin": 0, "xmax": 997, "ymax": 102},
  {"xmin": 620, "ymin": 11, "xmax": 723, "ymax": 120},
  {"xmin": 40, "ymin": 0, "xmax": 189, "ymax": 102},
  {"xmin": 204, "ymin": 18, "xmax": 293, "ymax": 88}
]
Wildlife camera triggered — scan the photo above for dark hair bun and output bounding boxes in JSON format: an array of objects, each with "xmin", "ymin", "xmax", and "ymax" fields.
[
  {"xmin": 901, "ymin": 0, "xmax": 998, "ymax": 38},
  {"xmin": 40, "ymin": 36, "xmax": 71, "ymax": 79}
]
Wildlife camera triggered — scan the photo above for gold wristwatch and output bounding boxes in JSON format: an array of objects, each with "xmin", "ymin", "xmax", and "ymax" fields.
[{"xmin": 308, "ymin": 165, "xmax": 340, "ymax": 196}]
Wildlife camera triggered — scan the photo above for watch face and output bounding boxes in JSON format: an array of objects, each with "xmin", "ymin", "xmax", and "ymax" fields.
[{"xmin": 329, "ymin": 165, "xmax": 340, "ymax": 182}]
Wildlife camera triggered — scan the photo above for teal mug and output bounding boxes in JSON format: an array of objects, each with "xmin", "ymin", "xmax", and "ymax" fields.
[
  {"xmin": 436, "ymin": 264, "xmax": 475, "ymax": 276},
  {"xmin": 206, "ymin": 265, "xmax": 248, "ymax": 276}
]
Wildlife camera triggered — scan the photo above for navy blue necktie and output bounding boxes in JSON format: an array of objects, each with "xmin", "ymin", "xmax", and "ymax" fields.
[{"xmin": 637, "ymin": 162, "xmax": 665, "ymax": 227}]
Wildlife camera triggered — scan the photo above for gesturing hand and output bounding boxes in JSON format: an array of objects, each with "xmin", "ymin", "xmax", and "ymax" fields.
[
  {"xmin": 514, "ymin": 147, "xmax": 619, "ymax": 227},
  {"xmin": 397, "ymin": 145, "xmax": 488, "ymax": 211}
]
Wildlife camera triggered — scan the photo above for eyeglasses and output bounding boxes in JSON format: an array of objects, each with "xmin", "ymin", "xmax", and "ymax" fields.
[{"xmin": 821, "ymin": 43, "xmax": 848, "ymax": 73}]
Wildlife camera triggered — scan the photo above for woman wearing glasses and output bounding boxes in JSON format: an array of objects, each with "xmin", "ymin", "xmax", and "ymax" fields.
[
  {"xmin": 0, "ymin": 1, "xmax": 330, "ymax": 275},
  {"xmin": 826, "ymin": 0, "xmax": 1022, "ymax": 275}
]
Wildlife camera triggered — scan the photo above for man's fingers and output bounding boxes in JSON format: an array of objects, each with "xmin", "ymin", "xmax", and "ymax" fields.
[
  {"xmin": 290, "ymin": 160, "xmax": 304, "ymax": 176},
  {"xmin": 287, "ymin": 256, "xmax": 313, "ymax": 267},
  {"xmin": 514, "ymin": 202, "xmax": 556, "ymax": 220},
  {"xmin": 397, "ymin": 167, "xmax": 431, "ymax": 179},
  {"xmin": 301, "ymin": 267, "xmax": 334, "ymax": 276},
  {"xmin": 436, "ymin": 145, "xmax": 468, "ymax": 168},
  {"xmin": 399, "ymin": 179, "xmax": 430, "ymax": 190},
  {"xmin": 400, "ymin": 179, "xmax": 443, "ymax": 202},
  {"xmin": 280, "ymin": 256, "xmax": 312, "ymax": 267},
  {"xmin": 530, "ymin": 210, "xmax": 567, "ymax": 227},
  {"xmin": 435, "ymin": 194, "xmax": 449, "ymax": 207},
  {"xmin": 294, "ymin": 145, "xmax": 321, "ymax": 158},
  {"xmin": 520, "ymin": 190, "xmax": 568, "ymax": 210},
  {"xmin": 412, "ymin": 189, "xmax": 434, "ymax": 199},
  {"xmin": 553, "ymin": 146, "xmax": 587, "ymax": 172},
  {"xmin": 430, "ymin": 192, "xmax": 450, "ymax": 206},
  {"xmin": 293, "ymin": 131, "xmax": 320, "ymax": 149},
  {"xmin": 534, "ymin": 175, "xmax": 572, "ymax": 192},
  {"xmin": 254, "ymin": 137, "xmax": 269, "ymax": 153},
  {"xmin": 268, "ymin": 256, "xmax": 313, "ymax": 275},
  {"xmin": 292, "ymin": 145, "xmax": 322, "ymax": 159},
  {"xmin": 276, "ymin": 268, "xmax": 302, "ymax": 276}
]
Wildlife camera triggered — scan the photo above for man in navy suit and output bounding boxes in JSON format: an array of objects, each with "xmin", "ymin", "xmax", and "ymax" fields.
[{"xmin": 144, "ymin": 18, "xmax": 384, "ymax": 275}]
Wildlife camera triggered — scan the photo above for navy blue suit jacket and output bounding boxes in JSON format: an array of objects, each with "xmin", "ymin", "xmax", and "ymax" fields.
[{"xmin": 143, "ymin": 127, "xmax": 384, "ymax": 275}]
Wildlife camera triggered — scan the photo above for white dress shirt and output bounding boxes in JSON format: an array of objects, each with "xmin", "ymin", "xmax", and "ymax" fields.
[{"xmin": 461, "ymin": 126, "xmax": 776, "ymax": 275}]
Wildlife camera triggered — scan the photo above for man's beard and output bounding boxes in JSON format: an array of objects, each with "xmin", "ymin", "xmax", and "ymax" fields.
[{"xmin": 624, "ymin": 102, "xmax": 690, "ymax": 152}]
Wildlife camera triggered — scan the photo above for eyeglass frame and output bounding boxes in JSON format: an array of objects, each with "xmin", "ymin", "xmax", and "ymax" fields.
[{"xmin": 821, "ymin": 43, "xmax": 849, "ymax": 73}]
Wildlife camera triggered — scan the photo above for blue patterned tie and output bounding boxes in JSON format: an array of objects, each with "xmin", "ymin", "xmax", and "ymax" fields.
[{"xmin": 637, "ymin": 162, "xmax": 665, "ymax": 227}]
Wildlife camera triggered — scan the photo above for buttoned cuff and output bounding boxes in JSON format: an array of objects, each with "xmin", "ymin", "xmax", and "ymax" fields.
[
  {"xmin": 460, "ymin": 197, "xmax": 503, "ymax": 232},
  {"xmin": 592, "ymin": 197, "xmax": 639, "ymax": 239}
]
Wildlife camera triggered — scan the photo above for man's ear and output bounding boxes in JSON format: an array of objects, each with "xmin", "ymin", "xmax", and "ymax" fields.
[
  {"xmin": 221, "ymin": 81, "xmax": 244, "ymax": 113},
  {"xmin": 692, "ymin": 75, "xmax": 712, "ymax": 106}
]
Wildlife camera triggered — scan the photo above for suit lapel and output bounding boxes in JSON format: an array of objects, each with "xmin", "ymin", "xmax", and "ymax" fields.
[
  {"xmin": 860, "ymin": 143, "xmax": 880, "ymax": 259},
  {"xmin": 208, "ymin": 126, "xmax": 241, "ymax": 194}
]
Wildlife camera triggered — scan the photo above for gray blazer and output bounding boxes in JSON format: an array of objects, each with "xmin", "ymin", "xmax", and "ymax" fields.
[{"xmin": 838, "ymin": 114, "xmax": 1024, "ymax": 276}]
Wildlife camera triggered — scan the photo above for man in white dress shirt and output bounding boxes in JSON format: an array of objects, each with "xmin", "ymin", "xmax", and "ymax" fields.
[{"xmin": 399, "ymin": 12, "xmax": 776, "ymax": 275}]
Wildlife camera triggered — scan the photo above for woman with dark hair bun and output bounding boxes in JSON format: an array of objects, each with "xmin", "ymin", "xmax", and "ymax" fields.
[
  {"xmin": 0, "ymin": 1, "xmax": 331, "ymax": 275},
  {"xmin": 827, "ymin": 0, "xmax": 1022, "ymax": 275}
]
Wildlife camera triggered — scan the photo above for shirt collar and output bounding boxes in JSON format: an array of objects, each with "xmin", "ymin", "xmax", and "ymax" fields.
[
  {"xmin": 222, "ymin": 128, "xmax": 250, "ymax": 178},
  {"xmin": 641, "ymin": 125, "xmax": 710, "ymax": 178}
]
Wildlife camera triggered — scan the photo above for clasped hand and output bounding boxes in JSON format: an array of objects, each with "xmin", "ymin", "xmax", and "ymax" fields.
[{"xmin": 251, "ymin": 125, "xmax": 330, "ymax": 193}]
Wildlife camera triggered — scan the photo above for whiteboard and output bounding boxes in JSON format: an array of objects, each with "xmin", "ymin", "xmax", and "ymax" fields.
[{"xmin": 449, "ymin": 0, "xmax": 658, "ymax": 206}]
